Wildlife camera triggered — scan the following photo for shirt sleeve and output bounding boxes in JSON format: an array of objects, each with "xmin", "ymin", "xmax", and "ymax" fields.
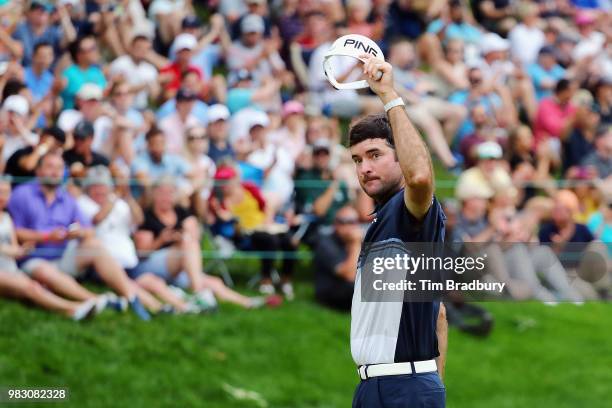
[{"xmin": 7, "ymin": 188, "xmax": 29, "ymax": 229}]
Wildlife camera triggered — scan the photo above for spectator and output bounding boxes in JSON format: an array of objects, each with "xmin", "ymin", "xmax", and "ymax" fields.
[
  {"xmin": 209, "ymin": 165, "xmax": 297, "ymax": 299},
  {"xmin": 7, "ymin": 152, "xmax": 152, "ymax": 320},
  {"xmin": 528, "ymin": 46, "xmax": 566, "ymax": 101},
  {"xmin": 156, "ymin": 70, "xmax": 209, "ymax": 124},
  {"xmin": 206, "ymin": 104, "xmax": 235, "ymax": 164},
  {"xmin": 312, "ymin": 206, "xmax": 361, "ymax": 311},
  {"xmin": 108, "ymin": 34, "xmax": 160, "ymax": 110},
  {"xmin": 459, "ymin": 104, "xmax": 506, "ymax": 169},
  {"xmin": 508, "ymin": 2, "xmax": 545, "ymax": 66},
  {"xmin": 426, "ymin": 0, "xmax": 482, "ymax": 55},
  {"xmin": 61, "ymin": 35, "xmax": 107, "ymax": 110},
  {"xmin": 183, "ymin": 126, "xmax": 217, "ymax": 218},
  {"xmin": 269, "ymin": 100, "xmax": 307, "ymax": 162},
  {"xmin": 23, "ymin": 42, "xmax": 55, "ymax": 128},
  {"xmin": 294, "ymin": 139, "xmax": 350, "ymax": 227},
  {"xmin": 533, "ymin": 78, "xmax": 577, "ymax": 149},
  {"xmin": 592, "ymin": 78, "xmax": 611, "ymax": 126},
  {"xmin": 159, "ymin": 34, "xmax": 203, "ymax": 100},
  {"xmin": 5, "ymin": 126, "xmax": 65, "ymax": 184},
  {"xmin": 226, "ymin": 69, "xmax": 281, "ymax": 114},
  {"xmin": 581, "ymin": 125, "xmax": 612, "ymax": 179},
  {"xmin": 63, "ymin": 121, "xmax": 109, "ymax": 183},
  {"xmin": 133, "ymin": 176, "xmax": 268, "ymax": 308},
  {"xmin": 158, "ymin": 88, "xmax": 203, "ymax": 155},
  {"xmin": 539, "ymin": 190, "xmax": 595, "ymax": 246},
  {"xmin": 431, "ymin": 38, "xmax": 470, "ymax": 97},
  {"xmin": 562, "ymin": 104, "xmax": 601, "ymax": 173},
  {"xmin": 0, "ymin": 94, "xmax": 38, "ymax": 164}
]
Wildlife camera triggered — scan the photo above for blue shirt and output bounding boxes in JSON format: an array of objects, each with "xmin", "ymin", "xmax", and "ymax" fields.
[
  {"xmin": 208, "ymin": 142, "xmax": 235, "ymax": 165},
  {"xmin": 351, "ymin": 190, "xmax": 446, "ymax": 365},
  {"xmin": 131, "ymin": 152, "xmax": 190, "ymax": 180},
  {"xmin": 227, "ymin": 88, "xmax": 256, "ymax": 114},
  {"xmin": 24, "ymin": 67, "xmax": 54, "ymax": 128},
  {"xmin": 527, "ymin": 63, "xmax": 565, "ymax": 101},
  {"xmin": 427, "ymin": 19, "xmax": 482, "ymax": 44},
  {"xmin": 156, "ymin": 99, "xmax": 209, "ymax": 123},
  {"xmin": 61, "ymin": 64, "xmax": 107, "ymax": 109},
  {"xmin": 12, "ymin": 22, "xmax": 63, "ymax": 67},
  {"xmin": 8, "ymin": 182, "xmax": 90, "ymax": 261}
]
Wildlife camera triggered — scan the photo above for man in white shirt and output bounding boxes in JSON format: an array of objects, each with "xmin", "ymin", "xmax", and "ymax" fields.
[{"xmin": 508, "ymin": 2, "xmax": 545, "ymax": 66}]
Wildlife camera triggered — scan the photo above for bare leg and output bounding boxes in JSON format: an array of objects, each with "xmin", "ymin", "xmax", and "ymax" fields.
[
  {"xmin": 136, "ymin": 273, "xmax": 189, "ymax": 311},
  {"xmin": 202, "ymin": 274, "xmax": 253, "ymax": 308},
  {"xmin": 0, "ymin": 272, "xmax": 80, "ymax": 316},
  {"xmin": 129, "ymin": 280, "xmax": 162, "ymax": 312},
  {"xmin": 31, "ymin": 263, "xmax": 98, "ymax": 301},
  {"xmin": 75, "ymin": 237, "xmax": 136, "ymax": 298},
  {"xmin": 165, "ymin": 241, "xmax": 206, "ymax": 292},
  {"xmin": 406, "ymin": 105, "xmax": 457, "ymax": 168}
]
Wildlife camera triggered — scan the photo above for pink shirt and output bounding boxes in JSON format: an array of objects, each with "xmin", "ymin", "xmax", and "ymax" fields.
[
  {"xmin": 158, "ymin": 113, "xmax": 202, "ymax": 155},
  {"xmin": 533, "ymin": 98, "xmax": 576, "ymax": 145}
]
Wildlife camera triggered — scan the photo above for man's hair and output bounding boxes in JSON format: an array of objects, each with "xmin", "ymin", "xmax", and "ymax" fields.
[
  {"xmin": 36, "ymin": 150, "xmax": 63, "ymax": 169},
  {"xmin": 33, "ymin": 41, "xmax": 53, "ymax": 54},
  {"xmin": 69, "ymin": 35, "xmax": 94, "ymax": 62},
  {"xmin": 145, "ymin": 127, "xmax": 164, "ymax": 141},
  {"xmin": 555, "ymin": 78, "xmax": 572, "ymax": 94},
  {"xmin": 348, "ymin": 113, "xmax": 394, "ymax": 148}
]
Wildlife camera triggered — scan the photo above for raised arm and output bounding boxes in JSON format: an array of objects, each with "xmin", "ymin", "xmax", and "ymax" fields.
[{"xmin": 361, "ymin": 55, "xmax": 434, "ymax": 219}]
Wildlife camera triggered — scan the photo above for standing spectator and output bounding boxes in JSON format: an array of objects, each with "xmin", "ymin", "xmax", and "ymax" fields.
[
  {"xmin": 5, "ymin": 126, "xmax": 65, "ymax": 184},
  {"xmin": 206, "ymin": 104, "xmax": 235, "ymax": 164},
  {"xmin": 108, "ymin": 34, "xmax": 160, "ymax": 110},
  {"xmin": 61, "ymin": 35, "xmax": 107, "ymax": 110},
  {"xmin": 7, "ymin": 152, "xmax": 152, "ymax": 320},
  {"xmin": 312, "ymin": 206, "xmax": 361, "ymax": 311}
]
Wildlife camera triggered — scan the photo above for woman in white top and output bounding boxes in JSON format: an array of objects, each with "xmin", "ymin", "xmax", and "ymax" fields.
[{"xmin": 0, "ymin": 177, "xmax": 99, "ymax": 320}]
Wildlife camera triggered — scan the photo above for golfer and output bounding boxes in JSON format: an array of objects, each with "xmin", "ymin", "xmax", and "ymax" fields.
[{"xmin": 349, "ymin": 54, "xmax": 447, "ymax": 407}]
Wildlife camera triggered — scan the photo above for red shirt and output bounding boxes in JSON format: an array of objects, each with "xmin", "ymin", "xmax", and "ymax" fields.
[
  {"xmin": 533, "ymin": 97, "xmax": 576, "ymax": 145},
  {"xmin": 159, "ymin": 62, "xmax": 203, "ymax": 92}
]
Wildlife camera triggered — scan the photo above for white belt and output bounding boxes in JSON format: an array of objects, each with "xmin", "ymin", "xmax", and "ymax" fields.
[{"xmin": 357, "ymin": 360, "xmax": 438, "ymax": 380}]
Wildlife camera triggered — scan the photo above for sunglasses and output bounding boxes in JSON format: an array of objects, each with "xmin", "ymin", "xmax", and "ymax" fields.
[
  {"xmin": 336, "ymin": 218, "xmax": 359, "ymax": 225},
  {"xmin": 187, "ymin": 134, "xmax": 206, "ymax": 141}
]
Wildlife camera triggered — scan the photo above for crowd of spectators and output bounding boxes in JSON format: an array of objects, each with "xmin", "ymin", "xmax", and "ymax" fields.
[{"xmin": 0, "ymin": 0, "xmax": 610, "ymax": 319}]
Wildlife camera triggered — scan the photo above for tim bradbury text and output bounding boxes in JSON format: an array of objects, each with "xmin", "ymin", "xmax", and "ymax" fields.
[{"xmin": 372, "ymin": 279, "xmax": 506, "ymax": 293}]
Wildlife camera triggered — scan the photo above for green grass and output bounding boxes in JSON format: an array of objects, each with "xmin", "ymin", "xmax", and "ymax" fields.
[{"xmin": 1, "ymin": 277, "xmax": 611, "ymax": 408}]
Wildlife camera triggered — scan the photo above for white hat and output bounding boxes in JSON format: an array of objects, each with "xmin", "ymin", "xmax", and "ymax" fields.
[
  {"xmin": 477, "ymin": 141, "xmax": 503, "ymax": 160},
  {"xmin": 76, "ymin": 83, "xmax": 103, "ymax": 101},
  {"xmin": 58, "ymin": 0, "xmax": 79, "ymax": 6},
  {"xmin": 171, "ymin": 33, "xmax": 197, "ymax": 53},
  {"xmin": 2, "ymin": 95, "xmax": 29, "ymax": 116},
  {"xmin": 248, "ymin": 110, "xmax": 270, "ymax": 129},
  {"xmin": 323, "ymin": 34, "xmax": 384, "ymax": 90},
  {"xmin": 480, "ymin": 33, "xmax": 509, "ymax": 55},
  {"xmin": 241, "ymin": 14, "xmax": 265, "ymax": 34},
  {"xmin": 207, "ymin": 104, "xmax": 230, "ymax": 123},
  {"xmin": 57, "ymin": 110, "xmax": 84, "ymax": 133}
]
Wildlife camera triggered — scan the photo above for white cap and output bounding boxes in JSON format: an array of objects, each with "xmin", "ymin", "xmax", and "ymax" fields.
[
  {"xmin": 323, "ymin": 34, "xmax": 384, "ymax": 90},
  {"xmin": 2, "ymin": 95, "xmax": 29, "ymax": 117},
  {"xmin": 480, "ymin": 33, "xmax": 509, "ymax": 55},
  {"xmin": 77, "ymin": 83, "xmax": 103, "ymax": 100},
  {"xmin": 477, "ymin": 141, "xmax": 503, "ymax": 160},
  {"xmin": 58, "ymin": 0, "xmax": 79, "ymax": 6},
  {"xmin": 248, "ymin": 110, "xmax": 270, "ymax": 129},
  {"xmin": 241, "ymin": 14, "xmax": 265, "ymax": 34},
  {"xmin": 57, "ymin": 110, "xmax": 84, "ymax": 133},
  {"xmin": 171, "ymin": 33, "xmax": 197, "ymax": 53},
  {"xmin": 207, "ymin": 104, "xmax": 230, "ymax": 123}
]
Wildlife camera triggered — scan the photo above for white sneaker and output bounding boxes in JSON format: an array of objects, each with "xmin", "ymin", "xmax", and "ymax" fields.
[
  {"xmin": 259, "ymin": 283, "xmax": 275, "ymax": 295},
  {"xmin": 193, "ymin": 289, "xmax": 218, "ymax": 312},
  {"xmin": 168, "ymin": 285, "xmax": 189, "ymax": 301},
  {"xmin": 281, "ymin": 282, "xmax": 295, "ymax": 301},
  {"xmin": 72, "ymin": 299, "xmax": 97, "ymax": 321}
]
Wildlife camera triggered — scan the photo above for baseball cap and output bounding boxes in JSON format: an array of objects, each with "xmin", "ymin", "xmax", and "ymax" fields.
[
  {"xmin": 480, "ymin": 33, "xmax": 509, "ymax": 55},
  {"xmin": 476, "ymin": 141, "xmax": 503, "ymax": 160},
  {"xmin": 312, "ymin": 138, "xmax": 331, "ymax": 153},
  {"xmin": 2, "ymin": 94, "xmax": 29, "ymax": 117},
  {"xmin": 73, "ymin": 120, "xmax": 95, "ymax": 139},
  {"xmin": 41, "ymin": 126, "xmax": 66, "ymax": 144},
  {"xmin": 208, "ymin": 104, "xmax": 230, "ymax": 122},
  {"xmin": 248, "ymin": 110, "xmax": 270, "ymax": 129},
  {"xmin": 575, "ymin": 11, "xmax": 596, "ymax": 26},
  {"xmin": 171, "ymin": 33, "xmax": 197, "ymax": 53},
  {"xmin": 214, "ymin": 166, "xmax": 238, "ymax": 180},
  {"xmin": 241, "ymin": 14, "xmax": 265, "ymax": 34},
  {"xmin": 176, "ymin": 88, "xmax": 198, "ymax": 102},
  {"xmin": 538, "ymin": 45, "xmax": 556, "ymax": 56},
  {"xmin": 77, "ymin": 83, "xmax": 103, "ymax": 101},
  {"xmin": 229, "ymin": 69, "xmax": 253, "ymax": 87},
  {"xmin": 83, "ymin": 166, "xmax": 113, "ymax": 189},
  {"xmin": 182, "ymin": 15, "xmax": 202, "ymax": 29},
  {"xmin": 30, "ymin": 1, "xmax": 52, "ymax": 12},
  {"xmin": 282, "ymin": 100, "xmax": 304, "ymax": 118}
]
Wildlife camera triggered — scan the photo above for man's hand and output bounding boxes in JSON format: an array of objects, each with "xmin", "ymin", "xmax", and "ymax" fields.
[
  {"xmin": 359, "ymin": 54, "xmax": 398, "ymax": 104},
  {"xmin": 45, "ymin": 228, "xmax": 68, "ymax": 243}
]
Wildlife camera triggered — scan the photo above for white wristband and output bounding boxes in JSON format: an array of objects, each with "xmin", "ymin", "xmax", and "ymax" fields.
[{"xmin": 384, "ymin": 97, "xmax": 405, "ymax": 113}]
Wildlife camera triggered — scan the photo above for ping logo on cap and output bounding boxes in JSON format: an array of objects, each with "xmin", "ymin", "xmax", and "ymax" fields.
[{"xmin": 343, "ymin": 38, "xmax": 378, "ymax": 57}]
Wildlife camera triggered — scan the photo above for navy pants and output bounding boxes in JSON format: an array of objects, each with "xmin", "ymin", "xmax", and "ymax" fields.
[{"xmin": 352, "ymin": 372, "xmax": 446, "ymax": 408}]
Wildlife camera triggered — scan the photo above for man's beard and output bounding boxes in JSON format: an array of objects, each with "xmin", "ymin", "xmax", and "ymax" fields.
[{"xmin": 39, "ymin": 177, "xmax": 61, "ymax": 189}]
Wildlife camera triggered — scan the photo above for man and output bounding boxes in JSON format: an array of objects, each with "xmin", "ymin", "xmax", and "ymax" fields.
[
  {"xmin": 206, "ymin": 104, "xmax": 234, "ymax": 164},
  {"xmin": 312, "ymin": 206, "xmax": 361, "ymax": 311},
  {"xmin": 5, "ymin": 126, "xmax": 65, "ymax": 184},
  {"xmin": 159, "ymin": 34, "xmax": 203, "ymax": 100},
  {"xmin": 7, "ymin": 152, "xmax": 151, "ymax": 320},
  {"xmin": 158, "ymin": 88, "xmax": 203, "ymax": 155},
  {"xmin": 527, "ymin": 46, "xmax": 566, "ymax": 102},
  {"xmin": 61, "ymin": 35, "xmax": 107, "ymax": 110},
  {"xmin": 348, "ymin": 55, "xmax": 447, "ymax": 406},
  {"xmin": 24, "ymin": 42, "xmax": 55, "ymax": 127},
  {"xmin": 62, "ymin": 121, "xmax": 110, "ymax": 179}
]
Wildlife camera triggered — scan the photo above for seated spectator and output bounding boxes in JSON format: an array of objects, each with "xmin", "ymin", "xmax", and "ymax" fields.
[
  {"xmin": 63, "ymin": 121, "xmax": 110, "ymax": 182},
  {"xmin": 312, "ymin": 206, "xmax": 361, "ymax": 311},
  {"xmin": 581, "ymin": 125, "xmax": 612, "ymax": 179},
  {"xmin": 231, "ymin": 0, "xmax": 273, "ymax": 40},
  {"xmin": 0, "ymin": 94, "xmax": 38, "ymax": 163},
  {"xmin": 459, "ymin": 104, "xmax": 506, "ymax": 169},
  {"xmin": 0, "ymin": 176, "xmax": 100, "ymax": 321},
  {"xmin": 592, "ymin": 78, "xmax": 611, "ymax": 126},
  {"xmin": 294, "ymin": 139, "xmax": 350, "ymax": 227},
  {"xmin": 528, "ymin": 46, "xmax": 566, "ymax": 102},
  {"xmin": 533, "ymin": 79, "xmax": 577, "ymax": 149},
  {"xmin": 23, "ymin": 42, "xmax": 55, "ymax": 128},
  {"xmin": 430, "ymin": 38, "xmax": 470, "ymax": 98},
  {"xmin": 158, "ymin": 88, "xmax": 204, "ymax": 155},
  {"xmin": 159, "ymin": 34, "xmax": 203, "ymax": 100},
  {"xmin": 389, "ymin": 39, "xmax": 466, "ymax": 169},
  {"xmin": 209, "ymin": 165, "xmax": 297, "ymax": 299},
  {"xmin": 61, "ymin": 35, "xmax": 107, "ymax": 110},
  {"xmin": 5, "ymin": 126, "xmax": 65, "ymax": 185},
  {"xmin": 342, "ymin": 0, "xmax": 383, "ymax": 40},
  {"xmin": 562, "ymin": 105, "xmax": 601, "ymax": 173},
  {"xmin": 156, "ymin": 70, "xmax": 209, "ymax": 123},
  {"xmin": 131, "ymin": 127, "xmax": 192, "ymax": 200},
  {"xmin": 226, "ymin": 70, "xmax": 281, "ymax": 114},
  {"xmin": 472, "ymin": 0, "xmax": 516, "ymax": 36},
  {"xmin": 539, "ymin": 190, "xmax": 595, "ymax": 246},
  {"xmin": 426, "ymin": 0, "xmax": 482, "ymax": 55},
  {"xmin": 108, "ymin": 34, "xmax": 160, "ymax": 111},
  {"xmin": 206, "ymin": 104, "xmax": 235, "ymax": 164},
  {"xmin": 133, "ymin": 176, "xmax": 268, "ymax": 308},
  {"xmin": 227, "ymin": 14, "xmax": 285, "ymax": 84},
  {"xmin": 508, "ymin": 2, "xmax": 545, "ymax": 66},
  {"xmin": 269, "ymin": 100, "xmax": 307, "ymax": 162},
  {"xmin": 183, "ymin": 126, "xmax": 217, "ymax": 218},
  {"xmin": 7, "ymin": 152, "xmax": 152, "ymax": 320},
  {"xmin": 587, "ymin": 192, "xmax": 612, "ymax": 257}
]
